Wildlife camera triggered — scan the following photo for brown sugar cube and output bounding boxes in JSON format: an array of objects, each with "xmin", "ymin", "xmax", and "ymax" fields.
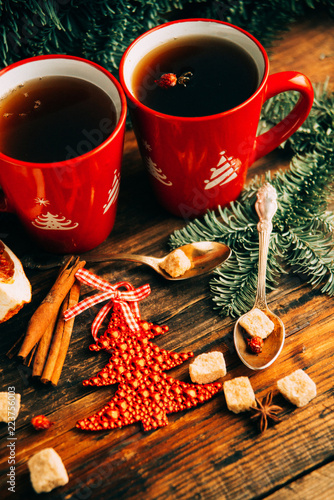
[
  {"xmin": 159, "ymin": 249, "xmax": 192, "ymax": 278},
  {"xmin": 223, "ymin": 376, "xmax": 256, "ymax": 413},
  {"xmin": 28, "ymin": 448, "xmax": 69, "ymax": 493},
  {"xmin": 277, "ymin": 369, "xmax": 316, "ymax": 407},
  {"xmin": 239, "ymin": 307, "xmax": 274, "ymax": 339},
  {"xmin": 0, "ymin": 392, "xmax": 21, "ymax": 422},
  {"xmin": 189, "ymin": 351, "xmax": 227, "ymax": 384}
]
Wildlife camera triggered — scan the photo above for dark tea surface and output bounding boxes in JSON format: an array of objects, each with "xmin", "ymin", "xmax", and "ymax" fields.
[
  {"xmin": 132, "ymin": 36, "xmax": 260, "ymax": 117},
  {"xmin": 0, "ymin": 76, "xmax": 117, "ymax": 162}
]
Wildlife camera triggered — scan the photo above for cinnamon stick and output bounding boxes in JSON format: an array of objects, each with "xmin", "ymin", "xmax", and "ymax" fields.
[
  {"xmin": 41, "ymin": 280, "xmax": 80, "ymax": 383},
  {"xmin": 22, "ymin": 343, "xmax": 37, "ymax": 367},
  {"xmin": 6, "ymin": 332, "xmax": 25, "ymax": 359},
  {"xmin": 32, "ymin": 314, "xmax": 58, "ymax": 378},
  {"xmin": 50, "ymin": 281, "xmax": 81, "ymax": 386},
  {"xmin": 18, "ymin": 256, "xmax": 85, "ymax": 359}
]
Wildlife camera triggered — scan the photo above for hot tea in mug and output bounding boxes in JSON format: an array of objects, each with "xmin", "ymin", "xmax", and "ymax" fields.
[
  {"xmin": 132, "ymin": 35, "xmax": 260, "ymax": 117},
  {"xmin": 0, "ymin": 76, "xmax": 117, "ymax": 163}
]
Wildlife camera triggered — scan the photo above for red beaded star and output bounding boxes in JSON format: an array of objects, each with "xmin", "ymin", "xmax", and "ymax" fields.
[{"xmin": 77, "ymin": 303, "xmax": 222, "ymax": 432}]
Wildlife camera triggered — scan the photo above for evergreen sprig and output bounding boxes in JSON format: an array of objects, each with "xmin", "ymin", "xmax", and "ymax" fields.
[
  {"xmin": 1, "ymin": 0, "xmax": 334, "ymax": 73},
  {"xmin": 169, "ymin": 82, "xmax": 334, "ymax": 317}
]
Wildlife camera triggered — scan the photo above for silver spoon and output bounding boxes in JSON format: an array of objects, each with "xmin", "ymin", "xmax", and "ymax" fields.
[
  {"xmin": 22, "ymin": 241, "xmax": 231, "ymax": 280},
  {"xmin": 234, "ymin": 183, "xmax": 285, "ymax": 370},
  {"xmin": 81, "ymin": 241, "xmax": 231, "ymax": 281}
]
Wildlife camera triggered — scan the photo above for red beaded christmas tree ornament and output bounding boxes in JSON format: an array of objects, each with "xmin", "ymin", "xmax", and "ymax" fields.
[{"xmin": 64, "ymin": 269, "xmax": 222, "ymax": 432}]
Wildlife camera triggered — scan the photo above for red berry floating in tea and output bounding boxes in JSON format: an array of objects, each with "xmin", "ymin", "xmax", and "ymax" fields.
[{"xmin": 155, "ymin": 73, "xmax": 178, "ymax": 88}]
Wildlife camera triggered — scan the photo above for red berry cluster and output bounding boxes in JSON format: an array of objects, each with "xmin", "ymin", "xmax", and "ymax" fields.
[{"xmin": 31, "ymin": 415, "xmax": 54, "ymax": 430}]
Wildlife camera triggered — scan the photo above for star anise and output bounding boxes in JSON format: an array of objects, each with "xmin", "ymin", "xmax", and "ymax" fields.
[{"xmin": 250, "ymin": 392, "xmax": 282, "ymax": 433}]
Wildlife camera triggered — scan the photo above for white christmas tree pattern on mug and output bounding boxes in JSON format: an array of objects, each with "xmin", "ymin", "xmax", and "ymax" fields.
[
  {"xmin": 143, "ymin": 139, "xmax": 172, "ymax": 187},
  {"xmin": 103, "ymin": 170, "xmax": 121, "ymax": 214},
  {"xmin": 32, "ymin": 213, "xmax": 79, "ymax": 230},
  {"xmin": 204, "ymin": 151, "xmax": 241, "ymax": 190},
  {"xmin": 145, "ymin": 157, "xmax": 172, "ymax": 187}
]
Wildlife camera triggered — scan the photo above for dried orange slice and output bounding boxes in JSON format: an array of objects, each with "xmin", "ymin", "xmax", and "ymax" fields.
[{"xmin": 0, "ymin": 241, "xmax": 31, "ymax": 323}]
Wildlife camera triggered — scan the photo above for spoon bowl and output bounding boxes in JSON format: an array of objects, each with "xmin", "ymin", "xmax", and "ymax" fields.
[
  {"xmin": 155, "ymin": 241, "xmax": 231, "ymax": 280},
  {"xmin": 234, "ymin": 307, "xmax": 285, "ymax": 370}
]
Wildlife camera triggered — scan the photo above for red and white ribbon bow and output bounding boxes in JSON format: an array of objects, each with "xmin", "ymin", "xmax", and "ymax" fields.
[{"xmin": 63, "ymin": 268, "xmax": 151, "ymax": 340}]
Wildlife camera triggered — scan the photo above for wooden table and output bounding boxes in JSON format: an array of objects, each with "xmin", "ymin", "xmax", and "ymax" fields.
[{"xmin": 1, "ymin": 13, "xmax": 334, "ymax": 500}]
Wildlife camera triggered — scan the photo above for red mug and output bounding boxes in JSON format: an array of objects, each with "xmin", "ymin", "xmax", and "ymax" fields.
[
  {"xmin": 0, "ymin": 55, "xmax": 127, "ymax": 253},
  {"xmin": 119, "ymin": 19, "xmax": 314, "ymax": 219}
]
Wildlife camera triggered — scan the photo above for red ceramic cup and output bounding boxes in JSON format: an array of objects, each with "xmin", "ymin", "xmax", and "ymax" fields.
[
  {"xmin": 0, "ymin": 55, "xmax": 127, "ymax": 253},
  {"xmin": 119, "ymin": 19, "xmax": 314, "ymax": 219}
]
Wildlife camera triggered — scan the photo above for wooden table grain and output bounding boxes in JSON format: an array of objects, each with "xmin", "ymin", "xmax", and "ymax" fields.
[{"xmin": 1, "ymin": 13, "xmax": 334, "ymax": 500}]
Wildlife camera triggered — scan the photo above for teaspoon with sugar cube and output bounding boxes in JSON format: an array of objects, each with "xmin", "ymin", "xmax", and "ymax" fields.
[{"xmin": 234, "ymin": 183, "xmax": 285, "ymax": 370}]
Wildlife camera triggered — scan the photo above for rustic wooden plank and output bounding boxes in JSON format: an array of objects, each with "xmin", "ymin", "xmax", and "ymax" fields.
[
  {"xmin": 269, "ymin": 13, "xmax": 334, "ymax": 89},
  {"xmin": 265, "ymin": 461, "xmax": 334, "ymax": 500}
]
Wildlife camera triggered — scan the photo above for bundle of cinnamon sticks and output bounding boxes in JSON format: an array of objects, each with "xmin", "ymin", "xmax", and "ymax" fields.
[{"xmin": 7, "ymin": 256, "xmax": 85, "ymax": 386}]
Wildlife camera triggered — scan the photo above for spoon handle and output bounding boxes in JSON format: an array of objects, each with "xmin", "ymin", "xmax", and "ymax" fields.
[
  {"xmin": 21, "ymin": 253, "xmax": 160, "ymax": 270},
  {"xmin": 85, "ymin": 253, "xmax": 161, "ymax": 267},
  {"xmin": 254, "ymin": 183, "xmax": 278, "ymax": 309}
]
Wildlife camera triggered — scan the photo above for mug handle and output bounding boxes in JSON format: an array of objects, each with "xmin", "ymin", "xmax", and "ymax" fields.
[{"xmin": 252, "ymin": 71, "xmax": 314, "ymax": 163}]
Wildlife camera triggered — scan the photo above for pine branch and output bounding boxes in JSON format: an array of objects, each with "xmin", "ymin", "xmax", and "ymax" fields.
[{"xmin": 282, "ymin": 218, "xmax": 334, "ymax": 291}]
